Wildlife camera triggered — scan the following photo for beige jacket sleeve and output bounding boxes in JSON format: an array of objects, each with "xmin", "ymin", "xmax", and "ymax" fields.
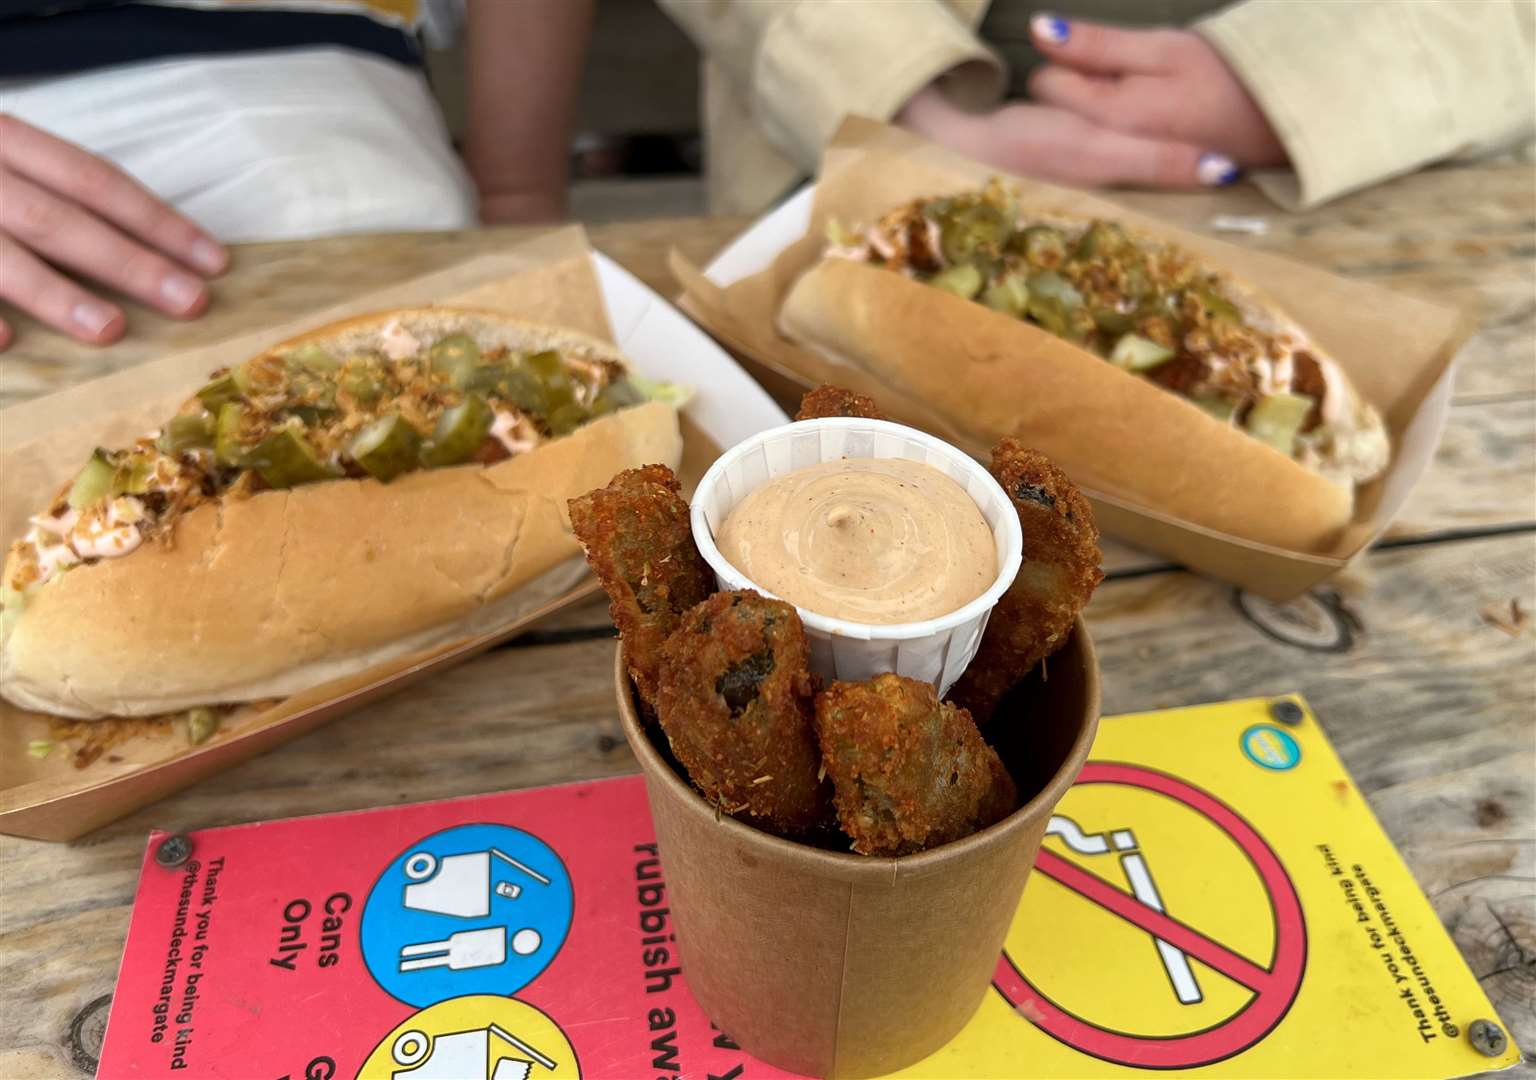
[
  {"xmin": 1197, "ymin": 0, "xmax": 1536, "ymax": 209},
  {"xmin": 659, "ymin": 0, "xmax": 1005, "ymax": 177}
]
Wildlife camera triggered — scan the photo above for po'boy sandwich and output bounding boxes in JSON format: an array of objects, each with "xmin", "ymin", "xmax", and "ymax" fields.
[
  {"xmin": 2, "ymin": 308, "xmax": 684, "ymax": 719},
  {"xmin": 779, "ymin": 179, "xmax": 1390, "ymax": 551}
]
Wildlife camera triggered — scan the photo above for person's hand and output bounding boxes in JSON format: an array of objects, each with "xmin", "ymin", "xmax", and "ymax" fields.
[
  {"xmin": 0, "ymin": 114, "xmax": 228, "ymax": 350},
  {"xmin": 1027, "ymin": 14, "xmax": 1286, "ymax": 171},
  {"xmin": 897, "ymin": 13, "xmax": 1286, "ymax": 191}
]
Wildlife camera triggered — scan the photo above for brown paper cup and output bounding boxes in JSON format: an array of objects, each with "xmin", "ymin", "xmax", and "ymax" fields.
[{"xmin": 616, "ymin": 620, "xmax": 1100, "ymax": 1078}]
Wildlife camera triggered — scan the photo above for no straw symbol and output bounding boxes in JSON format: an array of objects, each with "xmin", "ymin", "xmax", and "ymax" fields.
[{"xmin": 994, "ymin": 763, "xmax": 1307, "ymax": 1069}]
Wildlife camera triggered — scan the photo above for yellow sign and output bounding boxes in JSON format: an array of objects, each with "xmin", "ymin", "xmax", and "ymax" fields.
[
  {"xmin": 360, "ymin": 995, "xmax": 581, "ymax": 1079},
  {"xmin": 899, "ymin": 696, "xmax": 1520, "ymax": 1078}
]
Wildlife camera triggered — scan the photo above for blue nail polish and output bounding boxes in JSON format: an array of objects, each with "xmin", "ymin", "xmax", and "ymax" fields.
[
  {"xmin": 1032, "ymin": 12, "xmax": 1070, "ymax": 44},
  {"xmin": 1197, "ymin": 153, "xmax": 1241, "ymax": 187}
]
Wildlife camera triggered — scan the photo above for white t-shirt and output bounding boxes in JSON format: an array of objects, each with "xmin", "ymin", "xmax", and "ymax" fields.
[{"xmin": 0, "ymin": 45, "xmax": 477, "ymax": 242}]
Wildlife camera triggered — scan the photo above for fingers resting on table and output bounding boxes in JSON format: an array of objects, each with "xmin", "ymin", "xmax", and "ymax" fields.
[{"xmin": 0, "ymin": 113, "xmax": 227, "ymax": 350}]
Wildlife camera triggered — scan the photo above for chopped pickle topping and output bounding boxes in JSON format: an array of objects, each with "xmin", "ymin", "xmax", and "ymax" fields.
[
  {"xmin": 184, "ymin": 707, "xmax": 220, "ymax": 745},
  {"xmin": 929, "ymin": 263, "xmax": 983, "ymax": 299},
  {"xmin": 195, "ymin": 372, "xmax": 240, "ymax": 411},
  {"xmin": 1109, "ymin": 333, "xmax": 1175, "ymax": 372},
  {"xmin": 66, "ymin": 451, "xmax": 117, "ymax": 510},
  {"xmin": 420, "ymin": 393, "xmax": 495, "ymax": 468},
  {"xmin": 1246, "ymin": 391, "xmax": 1316, "ymax": 455},
  {"xmin": 158, "ymin": 412, "xmax": 216, "ymax": 454},
  {"xmin": 350, "ymin": 414, "xmax": 421, "ymax": 482},
  {"xmin": 6, "ymin": 324, "xmax": 673, "ymax": 594},
  {"xmin": 980, "ymin": 272, "xmax": 1029, "ymax": 318},
  {"xmin": 830, "ymin": 177, "xmax": 1322, "ymax": 453},
  {"xmin": 251, "ymin": 425, "xmax": 340, "ymax": 488},
  {"xmin": 1192, "ymin": 396, "xmax": 1239, "ymax": 424}
]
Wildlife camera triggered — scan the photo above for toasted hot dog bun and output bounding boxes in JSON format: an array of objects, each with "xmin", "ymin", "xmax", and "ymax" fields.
[
  {"xmin": 779, "ymin": 258, "xmax": 1366, "ymax": 552},
  {"xmin": 1, "ymin": 311, "xmax": 682, "ymax": 718}
]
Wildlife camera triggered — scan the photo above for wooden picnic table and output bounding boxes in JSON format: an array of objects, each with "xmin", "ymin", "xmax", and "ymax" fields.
[{"xmin": 1, "ymin": 162, "xmax": 1532, "ymax": 1076}]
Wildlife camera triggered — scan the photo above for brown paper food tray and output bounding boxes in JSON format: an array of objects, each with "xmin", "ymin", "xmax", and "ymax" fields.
[
  {"xmin": 672, "ymin": 117, "xmax": 1476, "ymax": 599},
  {"xmin": 0, "ymin": 227, "xmax": 720, "ymax": 841},
  {"xmin": 617, "ymin": 623, "xmax": 1099, "ymax": 1078}
]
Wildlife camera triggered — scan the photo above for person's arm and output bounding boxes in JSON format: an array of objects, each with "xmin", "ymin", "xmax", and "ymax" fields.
[
  {"xmin": 462, "ymin": 0, "xmax": 594, "ymax": 223},
  {"xmin": 0, "ymin": 115, "xmax": 227, "ymax": 350},
  {"xmin": 658, "ymin": 0, "xmax": 1005, "ymax": 172},
  {"xmin": 1196, "ymin": 0, "xmax": 1536, "ymax": 208}
]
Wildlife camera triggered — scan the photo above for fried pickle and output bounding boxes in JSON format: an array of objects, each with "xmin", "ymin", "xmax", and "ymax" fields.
[
  {"xmin": 795, "ymin": 384, "xmax": 886, "ymax": 422},
  {"xmin": 569, "ymin": 464, "xmax": 715, "ymax": 708},
  {"xmin": 947, "ymin": 440, "xmax": 1102, "ymax": 725},
  {"xmin": 815, "ymin": 673, "xmax": 1017, "ymax": 855},
  {"xmin": 654, "ymin": 590, "xmax": 832, "ymax": 835}
]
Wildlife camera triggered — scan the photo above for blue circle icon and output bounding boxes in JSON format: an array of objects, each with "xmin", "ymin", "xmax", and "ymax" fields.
[
  {"xmin": 360, "ymin": 823, "xmax": 573, "ymax": 1007},
  {"xmin": 1241, "ymin": 724, "xmax": 1301, "ymax": 771}
]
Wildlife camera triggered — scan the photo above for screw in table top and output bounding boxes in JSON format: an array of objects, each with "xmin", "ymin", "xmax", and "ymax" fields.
[
  {"xmin": 1467, "ymin": 1018, "xmax": 1508, "ymax": 1057},
  {"xmin": 154, "ymin": 834, "xmax": 193, "ymax": 868},
  {"xmin": 1269, "ymin": 699, "xmax": 1304, "ymax": 726}
]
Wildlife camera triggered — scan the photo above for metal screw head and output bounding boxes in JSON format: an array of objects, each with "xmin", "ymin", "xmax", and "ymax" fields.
[
  {"xmin": 1269, "ymin": 699, "xmax": 1305, "ymax": 726},
  {"xmin": 155, "ymin": 834, "xmax": 193, "ymax": 868},
  {"xmin": 1467, "ymin": 1019, "xmax": 1508, "ymax": 1057}
]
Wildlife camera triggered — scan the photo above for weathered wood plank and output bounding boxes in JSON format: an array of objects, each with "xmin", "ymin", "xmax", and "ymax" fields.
[
  {"xmin": 1386, "ymin": 398, "xmax": 1536, "ymax": 539},
  {"xmin": 0, "ymin": 217, "xmax": 753, "ymax": 410},
  {"xmin": 3, "ymin": 533, "xmax": 1530, "ymax": 1074}
]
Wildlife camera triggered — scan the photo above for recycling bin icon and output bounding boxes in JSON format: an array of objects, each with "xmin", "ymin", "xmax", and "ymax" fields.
[
  {"xmin": 390, "ymin": 1024, "xmax": 556, "ymax": 1080},
  {"xmin": 402, "ymin": 848, "xmax": 553, "ymax": 919},
  {"xmin": 362, "ymin": 824, "xmax": 575, "ymax": 1007}
]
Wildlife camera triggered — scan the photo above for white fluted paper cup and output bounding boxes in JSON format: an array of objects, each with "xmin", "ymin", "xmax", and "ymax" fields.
[{"xmin": 690, "ymin": 418, "xmax": 1023, "ymax": 696}]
